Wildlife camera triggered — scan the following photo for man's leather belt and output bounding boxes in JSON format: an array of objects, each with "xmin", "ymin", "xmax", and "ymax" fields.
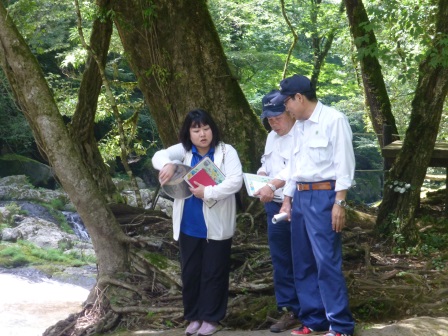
[{"xmin": 297, "ymin": 181, "xmax": 335, "ymax": 191}]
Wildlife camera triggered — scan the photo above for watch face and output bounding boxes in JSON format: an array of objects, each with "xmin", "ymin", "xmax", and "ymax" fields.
[{"xmin": 337, "ymin": 200, "xmax": 347, "ymax": 207}]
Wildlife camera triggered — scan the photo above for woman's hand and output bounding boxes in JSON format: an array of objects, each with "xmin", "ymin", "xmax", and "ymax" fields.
[
  {"xmin": 158, "ymin": 163, "xmax": 176, "ymax": 186},
  {"xmin": 190, "ymin": 181, "xmax": 205, "ymax": 199}
]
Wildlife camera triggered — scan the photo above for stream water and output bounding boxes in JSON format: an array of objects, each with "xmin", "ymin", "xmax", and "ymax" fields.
[{"xmin": 0, "ymin": 273, "xmax": 89, "ymax": 336}]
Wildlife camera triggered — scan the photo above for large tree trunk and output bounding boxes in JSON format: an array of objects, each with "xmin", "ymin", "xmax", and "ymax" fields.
[
  {"xmin": 344, "ymin": 0, "xmax": 399, "ymax": 147},
  {"xmin": 0, "ymin": 1, "xmax": 270, "ymax": 334},
  {"xmin": 0, "ymin": 0, "xmax": 130, "ymax": 294},
  {"xmin": 376, "ymin": 0, "xmax": 448, "ymax": 244},
  {"xmin": 110, "ymin": 0, "xmax": 266, "ymax": 171},
  {"xmin": 69, "ymin": 0, "xmax": 121, "ymax": 203}
]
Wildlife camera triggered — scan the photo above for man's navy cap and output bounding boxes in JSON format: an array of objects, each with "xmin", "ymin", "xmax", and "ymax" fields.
[
  {"xmin": 261, "ymin": 90, "xmax": 285, "ymax": 119},
  {"xmin": 272, "ymin": 74, "xmax": 314, "ymax": 104}
]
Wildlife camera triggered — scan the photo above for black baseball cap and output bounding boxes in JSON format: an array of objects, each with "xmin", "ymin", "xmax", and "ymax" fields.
[
  {"xmin": 261, "ymin": 90, "xmax": 286, "ymax": 119},
  {"xmin": 271, "ymin": 74, "xmax": 314, "ymax": 104}
]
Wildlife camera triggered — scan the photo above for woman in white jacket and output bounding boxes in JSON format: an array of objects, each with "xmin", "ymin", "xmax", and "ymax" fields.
[{"xmin": 152, "ymin": 109, "xmax": 243, "ymax": 336}]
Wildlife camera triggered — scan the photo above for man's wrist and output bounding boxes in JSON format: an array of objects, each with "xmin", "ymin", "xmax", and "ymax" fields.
[
  {"xmin": 266, "ymin": 183, "xmax": 277, "ymax": 192},
  {"xmin": 335, "ymin": 199, "xmax": 347, "ymax": 208}
]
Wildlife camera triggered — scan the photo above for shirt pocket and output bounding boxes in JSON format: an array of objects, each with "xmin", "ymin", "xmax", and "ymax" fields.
[
  {"xmin": 278, "ymin": 149, "xmax": 289, "ymax": 168},
  {"xmin": 308, "ymin": 137, "xmax": 331, "ymax": 162}
]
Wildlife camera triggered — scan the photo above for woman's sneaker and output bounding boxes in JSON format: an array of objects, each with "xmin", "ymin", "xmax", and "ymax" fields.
[
  {"xmin": 185, "ymin": 320, "xmax": 202, "ymax": 336},
  {"xmin": 291, "ymin": 325, "xmax": 314, "ymax": 335},
  {"xmin": 197, "ymin": 321, "xmax": 219, "ymax": 336}
]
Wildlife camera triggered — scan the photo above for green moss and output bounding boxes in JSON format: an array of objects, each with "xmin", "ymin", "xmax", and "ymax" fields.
[
  {"xmin": 0, "ymin": 240, "xmax": 93, "ymax": 268},
  {"xmin": 225, "ymin": 295, "xmax": 277, "ymax": 329},
  {"xmin": 143, "ymin": 252, "xmax": 168, "ymax": 269},
  {"xmin": 1, "ymin": 154, "xmax": 36, "ymax": 162}
]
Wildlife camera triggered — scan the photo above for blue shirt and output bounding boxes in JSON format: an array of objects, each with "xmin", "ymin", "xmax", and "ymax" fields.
[{"xmin": 180, "ymin": 145, "xmax": 215, "ymax": 238}]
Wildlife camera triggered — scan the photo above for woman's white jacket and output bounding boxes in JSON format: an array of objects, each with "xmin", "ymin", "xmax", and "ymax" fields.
[{"xmin": 152, "ymin": 142, "xmax": 243, "ymax": 241}]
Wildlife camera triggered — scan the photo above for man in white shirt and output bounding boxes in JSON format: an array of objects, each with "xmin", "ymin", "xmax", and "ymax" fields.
[
  {"xmin": 254, "ymin": 90, "xmax": 300, "ymax": 333},
  {"xmin": 275, "ymin": 75, "xmax": 356, "ymax": 336}
]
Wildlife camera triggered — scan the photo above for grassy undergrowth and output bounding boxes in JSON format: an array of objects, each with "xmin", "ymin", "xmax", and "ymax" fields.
[
  {"xmin": 0, "ymin": 240, "xmax": 96, "ymax": 268},
  {"xmin": 0, "ymin": 201, "xmax": 95, "ymax": 269}
]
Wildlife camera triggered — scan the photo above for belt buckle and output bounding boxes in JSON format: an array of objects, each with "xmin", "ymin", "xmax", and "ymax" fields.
[{"xmin": 297, "ymin": 183, "xmax": 308, "ymax": 191}]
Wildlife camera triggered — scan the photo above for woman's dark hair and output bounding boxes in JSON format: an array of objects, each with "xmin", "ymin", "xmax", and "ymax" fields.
[{"xmin": 179, "ymin": 109, "xmax": 221, "ymax": 151}]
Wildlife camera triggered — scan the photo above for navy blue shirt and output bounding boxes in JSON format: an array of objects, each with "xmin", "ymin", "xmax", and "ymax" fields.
[{"xmin": 180, "ymin": 146, "xmax": 215, "ymax": 238}]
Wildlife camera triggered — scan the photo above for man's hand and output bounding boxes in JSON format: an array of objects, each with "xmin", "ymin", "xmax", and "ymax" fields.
[
  {"xmin": 254, "ymin": 185, "xmax": 275, "ymax": 203},
  {"xmin": 279, "ymin": 196, "xmax": 292, "ymax": 221},
  {"xmin": 332, "ymin": 190, "xmax": 348, "ymax": 232},
  {"xmin": 331, "ymin": 204, "xmax": 346, "ymax": 232}
]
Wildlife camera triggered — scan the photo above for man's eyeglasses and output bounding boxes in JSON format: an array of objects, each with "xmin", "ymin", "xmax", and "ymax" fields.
[{"xmin": 284, "ymin": 96, "xmax": 292, "ymax": 106}]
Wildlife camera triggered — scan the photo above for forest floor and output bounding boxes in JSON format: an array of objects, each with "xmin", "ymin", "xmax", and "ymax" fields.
[
  {"xmin": 35, "ymin": 188, "xmax": 448, "ymax": 336},
  {"xmin": 103, "ymin": 188, "xmax": 448, "ymax": 336},
  {"xmin": 109, "ymin": 188, "xmax": 448, "ymax": 335}
]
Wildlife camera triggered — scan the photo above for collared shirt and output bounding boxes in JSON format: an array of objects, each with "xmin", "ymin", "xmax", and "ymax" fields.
[
  {"xmin": 257, "ymin": 128, "xmax": 294, "ymax": 201},
  {"xmin": 283, "ymin": 101, "xmax": 355, "ymax": 197},
  {"xmin": 180, "ymin": 145, "xmax": 215, "ymax": 238}
]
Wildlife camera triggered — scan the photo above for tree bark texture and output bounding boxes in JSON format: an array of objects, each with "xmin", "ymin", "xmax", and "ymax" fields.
[
  {"xmin": 344, "ymin": 0, "xmax": 399, "ymax": 147},
  {"xmin": 70, "ymin": 0, "xmax": 121, "ymax": 203},
  {"xmin": 109, "ymin": 0, "xmax": 266, "ymax": 172},
  {"xmin": 376, "ymin": 0, "xmax": 448, "ymax": 243},
  {"xmin": 0, "ymin": 3, "xmax": 129, "ymax": 277}
]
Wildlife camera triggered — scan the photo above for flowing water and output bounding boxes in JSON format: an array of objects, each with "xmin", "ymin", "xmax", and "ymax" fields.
[
  {"xmin": 0, "ymin": 273, "xmax": 89, "ymax": 336},
  {"xmin": 62, "ymin": 211, "xmax": 90, "ymax": 241},
  {"xmin": 0, "ymin": 202, "xmax": 93, "ymax": 335}
]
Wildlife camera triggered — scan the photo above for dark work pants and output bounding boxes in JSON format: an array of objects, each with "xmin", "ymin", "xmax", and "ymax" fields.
[
  {"xmin": 291, "ymin": 188, "xmax": 355, "ymax": 334},
  {"xmin": 264, "ymin": 201, "xmax": 300, "ymax": 316},
  {"xmin": 179, "ymin": 232, "xmax": 232, "ymax": 323}
]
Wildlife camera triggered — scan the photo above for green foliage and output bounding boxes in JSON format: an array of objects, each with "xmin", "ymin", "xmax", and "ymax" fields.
[
  {"xmin": 0, "ymin": 245, "xmax": 30, "ymax": 267},
  {"xmin": 49, "ymin": 198, "xmax": 66, "ymax": 211},
  {"xmin": 7, "ymin": 0, "xmax": 75, "ymax": 55},
  {"xmin": 0, "ymin": 71, "xmax": 35, "ymax": 155},
  {"xmin": 36, "ymin": 201, "xmax": 72, "ymax": 234},
  {"xmin": 386, "ymin": 214, "xmax": 448, "ymax": 262},
  {"xmin": 1, "ymin": 0, "xmax": 447, "ymax": 213},
  {"xmin": 164, "ymin": 320, "xmax": 174, "ymax": 328},
  {"xmin": 0, "ymin": 202, "xmax": 27, "ymax": 227},
  {"xmin": 392, "ymin": 219, "xmax": 407, "ymax": 254},
  {"xmin": 0, "ymin": 240, "xmax": 94, "ymax": 268},
  {"xmin": 355, "ymin": 299, "xmax": 387, "ymax": 321},
  {"xmin": 143, "ymin": 252, "xmax": 168, "ymax": 269}
]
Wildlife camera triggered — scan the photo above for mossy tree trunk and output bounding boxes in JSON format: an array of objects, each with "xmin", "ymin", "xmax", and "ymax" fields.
[
  {"xmin": 69, "ymin": 0, "xmax": 121, "ymax": 203},
  {"xmin": 376, "ymin": 0, "xmax": 448, "ymax": 244},
  {"xmin": 1, "ymin": 1, "xmax": 270, "ymax": 334},
  {"xmin": 110, "ymin": 0, "xmax": 266, "ymax": 172},
  {"xmin": 344, "ymin": 0, "xmax": 399, "ymax": 147},
  {"xmin": 0, "ymin": 0, "xmax": 130, "ymax": 295}
]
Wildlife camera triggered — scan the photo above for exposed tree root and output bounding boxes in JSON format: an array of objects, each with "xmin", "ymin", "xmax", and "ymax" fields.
[{"xmin": 43, "ymin": 206, "xmax": 448, "ymax": 335}]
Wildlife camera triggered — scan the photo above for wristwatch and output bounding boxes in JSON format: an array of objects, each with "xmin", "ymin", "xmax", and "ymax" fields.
[
  {"xmin": 266, "ymin": 183, "xmax": 277, "ymax": 192},
  {"xmin": 335, "ymin": 199, "xmax": 347, "ymax": 208}
]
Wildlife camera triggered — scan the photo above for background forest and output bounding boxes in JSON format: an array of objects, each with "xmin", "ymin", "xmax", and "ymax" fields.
[
  {"xmin": 4, "ymin": 0, "xmax": 445, "ymax": 204},
  {"xmin": 1, "ymin": 0, "xmax": 448, "ymax": 335}
]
